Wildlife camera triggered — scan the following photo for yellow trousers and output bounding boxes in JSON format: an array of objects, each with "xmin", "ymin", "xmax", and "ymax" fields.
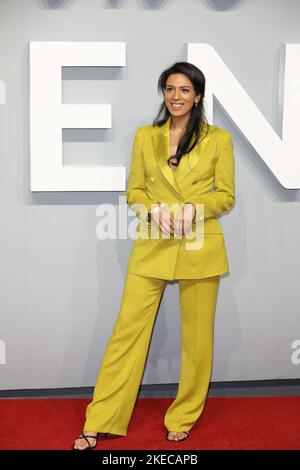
[{"xmin": 83, "ymin": 272, "xmax": 220, "ymax": 436}]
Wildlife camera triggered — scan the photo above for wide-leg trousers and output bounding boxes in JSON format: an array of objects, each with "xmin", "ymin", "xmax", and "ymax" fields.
[{"xmin": 83, "ymin": 271, "xmax": 220, "ymax": 436}]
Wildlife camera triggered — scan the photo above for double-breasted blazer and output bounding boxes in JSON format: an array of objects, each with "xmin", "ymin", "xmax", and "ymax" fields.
[{"xmin": 125, "ymin": 115, "xmax": 235, "ymax": 280}]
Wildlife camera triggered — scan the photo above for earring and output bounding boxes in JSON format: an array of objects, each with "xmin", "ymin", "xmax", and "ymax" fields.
[{"xmin": 195, "ymin": 101, "xmax": 198, "ymax": 107}]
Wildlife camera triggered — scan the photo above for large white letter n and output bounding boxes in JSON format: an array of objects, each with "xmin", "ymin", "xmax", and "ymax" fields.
[{"xmin": 188, "ymin": 43, "xmax": 300, "ymax": 189}]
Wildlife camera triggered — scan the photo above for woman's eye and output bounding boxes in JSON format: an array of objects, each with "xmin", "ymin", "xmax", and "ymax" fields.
[{"xmin": 166, "ymin": 88, "xmax": 189, "ymax": 92}]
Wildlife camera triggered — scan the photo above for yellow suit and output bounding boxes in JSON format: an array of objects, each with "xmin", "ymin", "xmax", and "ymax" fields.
[
  {"xmin": 83, "ymin": 118, "xmax": 235, "ymax": 438},
  {"xmin": 126, "ymin": 115, "xmax": 235, "ymax": 280}
]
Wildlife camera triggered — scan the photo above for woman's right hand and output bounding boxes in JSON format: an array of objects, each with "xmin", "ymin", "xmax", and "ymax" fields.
[{"xmin": 150, "ymin": 205, "xmax": 176, "ymax": 237}]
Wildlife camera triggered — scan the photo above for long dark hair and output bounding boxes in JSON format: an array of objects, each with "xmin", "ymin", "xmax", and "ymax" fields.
[{"xmin": 153, "ymin": 61, "xmax": 209, "ymax": 167}]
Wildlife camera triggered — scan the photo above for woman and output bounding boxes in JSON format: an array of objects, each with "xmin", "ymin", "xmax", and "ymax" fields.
[{"xmin": 72, "ymin": 61, "xmax": 235, "ymax": 450}]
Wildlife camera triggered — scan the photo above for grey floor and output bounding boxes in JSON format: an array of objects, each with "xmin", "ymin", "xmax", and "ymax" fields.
[{"xmin": 1, "ymin": 379, "xmax": 300, "ymax": 399}]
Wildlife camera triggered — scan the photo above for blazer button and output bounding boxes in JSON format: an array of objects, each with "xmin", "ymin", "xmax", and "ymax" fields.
[{"xmin": 150, "ymin": 176, "xmax": 155, "ymax": 182}]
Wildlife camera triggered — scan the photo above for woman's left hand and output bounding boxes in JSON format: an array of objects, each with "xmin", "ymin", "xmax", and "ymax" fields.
[{"xmin": 173, "ymin": 203, "xmax": 196, "ymax": 237}]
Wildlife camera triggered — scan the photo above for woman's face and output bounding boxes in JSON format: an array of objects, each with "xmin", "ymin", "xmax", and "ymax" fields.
[{"xmin": 164, "ymin": 73, "xmax": 200, "ymax": 118}]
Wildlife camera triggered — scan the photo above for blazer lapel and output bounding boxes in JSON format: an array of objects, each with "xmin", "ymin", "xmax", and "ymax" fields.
[
  {"xmin": 152, "ymin": 116, "xmax": 182, "ymax": 197},
  {"xmin": 152, "ymin": 116, "xmax": 211, "ymax": 196},
  {"xmin": 175, "ymin": 130, "xmax": 211, "ymax": 184}
]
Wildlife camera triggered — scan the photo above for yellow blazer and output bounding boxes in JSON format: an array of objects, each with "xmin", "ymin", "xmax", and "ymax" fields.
[{"xmin": 125, "ymin": 115, "xmax": 235, "ymax": 280}]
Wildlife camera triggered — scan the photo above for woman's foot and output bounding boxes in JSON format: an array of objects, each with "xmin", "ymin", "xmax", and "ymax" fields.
[
  {"xmin": 73, "ymin": 431, "xmax": 98, "ymax": 450},
  {"xmin": 166, "ymin": 431, "xmax": 189, "ymax": 441}
]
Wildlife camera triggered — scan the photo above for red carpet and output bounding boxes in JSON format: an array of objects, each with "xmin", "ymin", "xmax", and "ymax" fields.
[{"xmin": 0, "ymin": 396, "xmax": 300, "ymax": 450}]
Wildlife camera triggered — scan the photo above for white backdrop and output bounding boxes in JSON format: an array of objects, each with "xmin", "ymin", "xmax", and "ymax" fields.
[{"xmin": 0, "ymin": 0, "xmax": 300, "ymax": 390}]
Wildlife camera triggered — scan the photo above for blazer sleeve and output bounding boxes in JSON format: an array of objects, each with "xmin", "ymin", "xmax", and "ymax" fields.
[
  {"xmin": 126, "ymin": 128, "xmax": 158, "ymax": 221},
  {"xmin": 188, "ymin": 131, "xmax": 235, "ymax": 223}
]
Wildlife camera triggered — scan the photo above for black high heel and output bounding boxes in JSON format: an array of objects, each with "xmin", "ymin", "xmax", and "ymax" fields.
[{"xmin": 72, "ymin": 432, "xmax": 108, "ymax": 450}]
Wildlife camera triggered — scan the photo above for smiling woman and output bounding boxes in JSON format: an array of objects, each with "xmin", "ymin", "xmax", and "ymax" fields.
[
  {"xmin": 73, "ymin": 61, "xmax": 235, "ymax": 450},
  {"xmin": 157, "ymin": 64, "xmax": 210, "ymax": 170}
]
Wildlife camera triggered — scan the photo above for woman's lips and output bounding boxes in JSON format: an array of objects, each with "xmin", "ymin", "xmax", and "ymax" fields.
[{"xmin": 171, "ymin": 103, "xmax": 184, "ymax": 109}]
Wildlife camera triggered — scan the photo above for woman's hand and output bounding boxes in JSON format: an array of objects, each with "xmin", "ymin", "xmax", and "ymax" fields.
[
  {"xmin": 173, "ymin": 203, "xmax": 196, "ymax": 237},
  {"xmin": 150, "ymin": 205, "xmax": 175, "ymax": 237}
]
